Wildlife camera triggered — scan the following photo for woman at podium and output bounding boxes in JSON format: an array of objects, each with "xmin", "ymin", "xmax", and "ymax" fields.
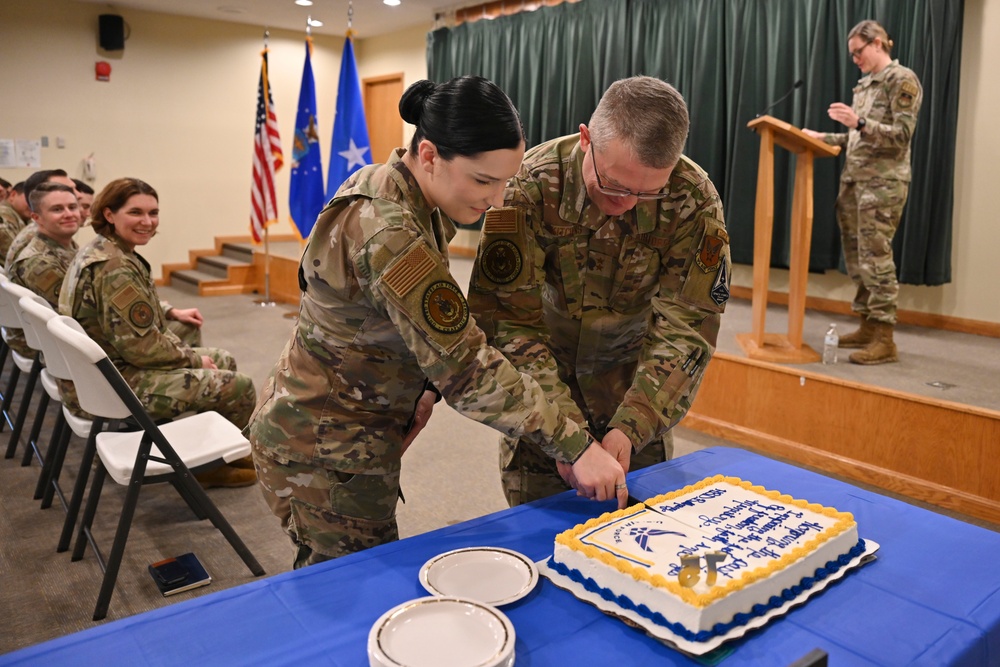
[{"xmin": 804, "ymin": 19, "xmax": 922, "ymax": 365}]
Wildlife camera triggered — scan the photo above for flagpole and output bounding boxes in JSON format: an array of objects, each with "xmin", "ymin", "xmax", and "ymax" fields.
[{"xmin": 255, "ymin": 28, "xmax": 276, "ymax": 308}]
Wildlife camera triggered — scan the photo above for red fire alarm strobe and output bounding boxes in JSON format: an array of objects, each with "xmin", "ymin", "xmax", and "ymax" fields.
[{"xmin": 96, "ymin": 61, "xmax": 111, "ymax": 82}]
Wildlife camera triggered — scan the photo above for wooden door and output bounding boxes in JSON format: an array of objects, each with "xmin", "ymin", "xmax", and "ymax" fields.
[{"xmin": 363, "ymin": 74, "xmax": 404, "ymax": 165}]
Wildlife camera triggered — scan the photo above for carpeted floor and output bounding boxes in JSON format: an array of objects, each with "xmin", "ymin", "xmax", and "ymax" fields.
[{"xmin": 1, "ymin": 256, "xmax": 997, "ymax": 655}]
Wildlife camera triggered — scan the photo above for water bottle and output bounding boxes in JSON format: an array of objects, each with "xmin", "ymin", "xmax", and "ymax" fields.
[{"xmin": 822, "ymin": 323, "xmax": 839, "ymax": 365}]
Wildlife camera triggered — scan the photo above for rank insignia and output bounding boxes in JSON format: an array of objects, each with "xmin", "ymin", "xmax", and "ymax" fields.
[
  {"xmin": 481, "ymin": 239, "xmax": 522, "ymax": 285},
  {"xmin": 422, "ymin": 281, "xmax": 469, "ymax": 334},
  {"xmin": 129, "ymin": 301, "xmax": 155, "ymax": 328},
  {"xmin": 696, "ymin": 234, "xmax": 725, "ymax": 272}
]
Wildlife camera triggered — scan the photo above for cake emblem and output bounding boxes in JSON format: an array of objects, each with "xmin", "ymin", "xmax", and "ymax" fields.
[{"xmin": 628, "ymin": 526, "xmax": 686, "ymax": 553}]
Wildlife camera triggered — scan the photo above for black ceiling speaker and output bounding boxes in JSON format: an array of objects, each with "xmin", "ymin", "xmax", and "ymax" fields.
[{"xmin": 99, "ymin": 14, "xmax": 125, "ymax": 51}]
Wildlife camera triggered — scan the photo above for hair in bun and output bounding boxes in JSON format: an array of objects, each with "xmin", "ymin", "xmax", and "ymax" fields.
[
  {"xmin": 398, "ymin": 80, "xmax": 437, "ymax": 126},
  {"xmin": 400, "ymin": 75, "xmax": 524, "ymax": 160}
]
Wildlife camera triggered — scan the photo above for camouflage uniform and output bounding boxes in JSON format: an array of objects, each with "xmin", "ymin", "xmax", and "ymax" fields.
[
  {"xmin": 0, "ymin": 202, "xmax": 28, "ymax": 266},
  {"xmin": 59, "ymin": 233, "xmax": 256, "ymax": 428},
  {"xmin": 822, "ymin": 60, "xmax": 922, "ymax": 324},
  {"xmin": 6, "ymin": 233, "xmax": 78, "ymax": 360},
  {"xmin": 5, "ymin": 222, "xmax": 37, "ymax": 270},
  {"xmin": 249, "ymin": 149, "xmax": 595, "ymax": 567},
  {"xmin": 468, "ymin": 134, "xmax": 730, "ymax": 506}
]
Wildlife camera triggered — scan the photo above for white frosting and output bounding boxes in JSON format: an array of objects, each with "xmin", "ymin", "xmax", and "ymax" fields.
[{"xmin": 552, "ymin": 477, "xmax": 859, "ymax": 638}]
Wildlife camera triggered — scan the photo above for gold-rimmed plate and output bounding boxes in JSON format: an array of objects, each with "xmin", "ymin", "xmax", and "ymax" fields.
[
  {"xmin": 368, "ymin": 596, "xmax": 515, "ymax": 667},
  {"xmin": 419, "ymin": 547, "xmax": 538, "ymax": 607}
]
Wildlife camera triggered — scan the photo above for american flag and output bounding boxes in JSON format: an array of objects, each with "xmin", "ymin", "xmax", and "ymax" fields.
[{"xmin": 250, "ymin": 50, "xmax": 283, "ymax": 243}]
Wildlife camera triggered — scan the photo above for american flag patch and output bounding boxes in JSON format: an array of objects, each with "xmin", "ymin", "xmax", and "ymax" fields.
[
  {"xmin": 383, "ymin": 244, "xmax": 436, "ymax": 297},
  {"xmin": 483, "ymin": 207, "xmax": 518, "ymax": 234}
]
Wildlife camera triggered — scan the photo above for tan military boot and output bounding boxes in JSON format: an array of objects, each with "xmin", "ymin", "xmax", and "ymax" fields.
[
  {"xmin": 195, "ymin": 464, "xmax": 257, "ymax": 488},
  {"xmin": 228, "ymin": 455, "xmax": 256, "ymax": 470},
  {"xmin": 838, "ymin": 316, "xmax": 876, "ymax": 349},
  {"xmin": 848, "ymin": 322, "xmax": 898, "ymax": 365}
]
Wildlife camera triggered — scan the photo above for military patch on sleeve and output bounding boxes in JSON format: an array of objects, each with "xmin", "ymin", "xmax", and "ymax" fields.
[
  {"xmin": 483, "ymin": 207, "xmax": 519, "ymax": 234},
  {"xmin": 128, "ymin": 301, "xmax": 155, "ymax": 328},
  {"xmin": 711, "ymin": 258, "xmax": 730, "ymax": 306},
  {"xmin": 696, "ymin": 234, "xmax": 725, "ymax": 272},
  {"xmin": 383, "ymin": 244, "xmax": 436, "ymax": 297},
  {"xmin": 897, "ymin": 81, "xmax": 919, "ymax": 109},
  {"xmin": 480, "ymin": 239, "xmax": 523, "ymax": 285},
  {"xmin": 33, "ymin": 270, "xmax": 60, "ymax": 293},
  {"xmin": 422, "ymin": 281, "xmax": 469, "ymax": 334},
  {"xmin": 110, "ymin": 284, "xmax": 141, "ymax": 310}
]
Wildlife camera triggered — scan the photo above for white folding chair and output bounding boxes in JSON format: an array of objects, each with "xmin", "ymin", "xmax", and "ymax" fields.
[
  {"xmin": 18, "ymin": 296, "xmax": 95, "ymax": 516},
  {"xmin": 46, "ymin": 315, "xmax": 264, "ymax": 620},
  {"xmin": 0, "ymin": 276, "xmax": 38, "ymax": 447}
]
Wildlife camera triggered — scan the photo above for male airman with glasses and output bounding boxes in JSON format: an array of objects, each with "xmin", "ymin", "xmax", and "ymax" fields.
[{"xmin": 469, "ymin": 76, "xmax": 730, "ymax": 505}]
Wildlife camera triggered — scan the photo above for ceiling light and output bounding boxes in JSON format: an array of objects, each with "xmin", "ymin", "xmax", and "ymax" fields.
[
  {"xmin": 295, "ymin": 0, "xmax": 313, "ymax": 6},
  {"xmin": 384, "ymin": 0, "xmax": 401, "ymax": 6},
  {"xmin": 308, "ymin": 18, "xmax": 324, "ymax": 27}
]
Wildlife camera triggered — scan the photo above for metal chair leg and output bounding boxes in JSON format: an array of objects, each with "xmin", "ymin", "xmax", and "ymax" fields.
[
  {"xmin": 40, "ymin": 421, "xmax": 72, "ymax": 509},
  {"xmin": 35, "ymin": 411, "xmax": 66, "ymax": 501},
  {"xmin": 57, "ymin": 419, "xmax": 104, "ymax": 552},
  {"xmin": 0, "ymin": 364, "xmax": 21, "ymax": 436},
  {"xmin": 5, "ymin": 356, "xmax": 40, "ymax": 459},
  {"xmin": 20, "ymin": 389, "xmax": 50, "ymax": 467}
]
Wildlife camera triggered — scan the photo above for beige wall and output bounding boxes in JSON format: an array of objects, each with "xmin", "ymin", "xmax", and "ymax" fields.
[
  {"xmin": 0, "ymin": 0, "xmax": 419, "ymax": 270},
  {"xmin": 2, "ymin": 0, "xmax": 996, "ymax": 323}
]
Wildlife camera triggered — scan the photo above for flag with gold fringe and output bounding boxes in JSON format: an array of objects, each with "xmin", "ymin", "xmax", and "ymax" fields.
[
  {"xmin": 250, "ymin": 49, "xmax": 282, "ymax": 243},
  {"xmin": 289, "ymin": 37, "xmax": 325, "ymax": 239}
]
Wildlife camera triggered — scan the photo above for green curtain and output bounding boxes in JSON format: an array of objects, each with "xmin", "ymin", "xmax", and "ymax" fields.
[{"xmin": 427, "ymin": 0, "xmax": 962, "ymax": 285}]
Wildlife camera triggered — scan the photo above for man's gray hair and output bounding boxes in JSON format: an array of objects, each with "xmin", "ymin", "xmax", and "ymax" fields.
[{"xmin": 588, "ymin": 76, "xmax": 689, "ymax": 169}]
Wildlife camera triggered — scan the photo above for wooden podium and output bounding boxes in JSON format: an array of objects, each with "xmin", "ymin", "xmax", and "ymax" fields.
[{"xmin": 736, "ymin": 115, "xmax": 841, "ymax": 364}]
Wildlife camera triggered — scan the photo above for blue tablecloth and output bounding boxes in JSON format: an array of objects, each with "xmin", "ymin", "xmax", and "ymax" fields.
[{"xmin": 4, "ymin": 446, "xmax": 998, "ymax": 666}]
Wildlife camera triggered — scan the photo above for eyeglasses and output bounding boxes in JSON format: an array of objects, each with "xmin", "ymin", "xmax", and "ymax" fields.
[
  {"xmin": 849, "ymin": 40, "xmax": 873, "ymax": 59},
  {"xmin": 589, "ymin": 148, "xmax": 668, "ymax": 200}
]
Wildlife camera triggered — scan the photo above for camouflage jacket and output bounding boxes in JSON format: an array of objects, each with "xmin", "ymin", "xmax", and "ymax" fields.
[
  {"xmin": 59, "ymin": 233, "xmax": 203, "ymax": 382},
  {"xmin": 249, "ymin": 149, "xmax": 592, "ymax": 474},
  {"xmin": 0, "ymin": 203, "xmax": 28, "ymax": 265},
  {"xmin": 468, "ymin": 134, "xmax": 730, "ymax": 452},
  {"xmin": 6, "ymin": 233, "xmax": 78, "ymax": 358},
  {"xmin": 822, "ymin": 60, "xmax": 922, "ymax": 182},
  {"xmin": 5, "ymin": 222, "xmax": 37, "ymax": 270}
]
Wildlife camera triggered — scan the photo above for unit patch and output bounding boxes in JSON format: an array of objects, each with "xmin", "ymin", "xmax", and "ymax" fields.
[
  {"xmin": 422, "ymin": 281, "xmax": 469, "ymax": 334},
  {"xmin": 711, "ymin": 259, "xmax": 730, "ymax": 306},
  {"xmin": 129, "ymin": 301, "xmax": 155, "ymax": 328},
  {"xmin": 481, "ymin": 239, "xmax": 522, "ymax": 285},
  {"xmin": 696, "ymin": 234, "xmax": 725, "ymax": 272}
]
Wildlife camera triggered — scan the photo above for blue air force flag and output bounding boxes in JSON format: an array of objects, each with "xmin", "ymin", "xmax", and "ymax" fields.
[
  {"xmin": 289, "ymin": 38, "xmax": 325, "ymax": 239},
  {"xmin": 326, "ymin": 36, "xmax": 371, "ymax": 199}
]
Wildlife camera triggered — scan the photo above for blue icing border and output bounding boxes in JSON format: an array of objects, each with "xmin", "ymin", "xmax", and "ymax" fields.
[{"xmin": 547, "ymin": 538, "xmax": 867, "ymax": 643}]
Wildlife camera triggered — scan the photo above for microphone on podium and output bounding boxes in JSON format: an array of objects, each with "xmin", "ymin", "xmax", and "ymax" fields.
[{"xmin": 755, "ymin": 79, "xmax": 804, "ymax": 118}]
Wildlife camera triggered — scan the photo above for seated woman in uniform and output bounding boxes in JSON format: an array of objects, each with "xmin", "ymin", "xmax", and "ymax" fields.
[
  {"xmin": 249, "ymin": 76, "xmax": 627, "ymax": 569},
  {"xmin": 59, "ymin": 177, "xmax": 257, "ymax": 488}
]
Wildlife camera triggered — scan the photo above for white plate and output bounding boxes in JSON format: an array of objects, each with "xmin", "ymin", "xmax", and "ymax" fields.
[
  {"xmin": 419, "ymin": 547, "xmax": 539, "ymax": 607},
  {"xmin": 368, "ymin": 596, "xmax": 515, "ymax": 667},
  {"xmin": 538, "ymin": 539, "xmax": 879, "ymax": 656}
]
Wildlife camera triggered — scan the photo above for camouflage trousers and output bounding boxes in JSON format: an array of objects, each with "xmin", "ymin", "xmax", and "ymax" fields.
[
  {"xmin": 167, "ymin": 319, "xmax": 202, "ymax": 347},
  {"xmin": 499, "ymin": 430, "xmax": 673, "ymax": 506},
  {"xmin": 251, "ymin": 444, "xmax": 400, "ymax": 569},
  {"xmin": 836, "ymin": 179, "xmax": 909, "ymax": 325},
  {"xmin": 127, "ymin": 347, "xmax": 256, "ymax": 429}
]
